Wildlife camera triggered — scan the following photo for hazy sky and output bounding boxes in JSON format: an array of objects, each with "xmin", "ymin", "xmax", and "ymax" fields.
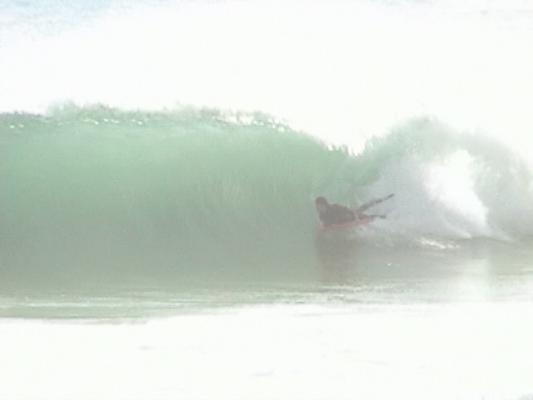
[{"xmin": 1, "ymin": 0, "xmax": 533, "ymax": 154}]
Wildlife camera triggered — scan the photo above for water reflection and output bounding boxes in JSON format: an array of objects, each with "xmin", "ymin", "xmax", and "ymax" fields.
[{"xmin": 315, "ymin": 231, "xmax": 533, "ymax": 303}]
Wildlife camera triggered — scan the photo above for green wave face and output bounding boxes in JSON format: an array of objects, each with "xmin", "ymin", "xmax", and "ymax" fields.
[
  {"xmin": 2, "ymin": 107, "xmax": 532, "ymax": 291},
  {"xmin": 0, "ymin": 106, "xmax": 350, "ymax": 288}
]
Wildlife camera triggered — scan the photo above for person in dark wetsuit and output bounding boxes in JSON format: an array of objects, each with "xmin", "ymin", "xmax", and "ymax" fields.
[{"xmin": 315, "ymin": 194, "xmax": 394, "ymax": 228}]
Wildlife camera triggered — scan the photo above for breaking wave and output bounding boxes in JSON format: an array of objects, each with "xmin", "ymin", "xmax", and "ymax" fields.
[{"xmin": 1, "ymin": 106, "xmax": 532, "ymax": 288}]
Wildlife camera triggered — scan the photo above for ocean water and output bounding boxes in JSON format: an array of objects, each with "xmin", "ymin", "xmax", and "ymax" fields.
[{"xmin": 1, "ymin": 1, "xmax": 533, "ymax": 399}]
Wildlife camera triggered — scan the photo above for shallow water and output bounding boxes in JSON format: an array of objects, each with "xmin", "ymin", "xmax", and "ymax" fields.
[
  {"xmin": 2, "ymin": 302, "xmax": 533, "ymax": 400},
  {"xmin": 2, "ymin": 237, "xmax": 533, "ymax": 318}
]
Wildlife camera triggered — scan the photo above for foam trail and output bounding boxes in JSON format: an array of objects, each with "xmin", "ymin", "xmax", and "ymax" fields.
[{"xmin": 336, "ymin": 119, "xmax": 533, "ymax": 245}]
